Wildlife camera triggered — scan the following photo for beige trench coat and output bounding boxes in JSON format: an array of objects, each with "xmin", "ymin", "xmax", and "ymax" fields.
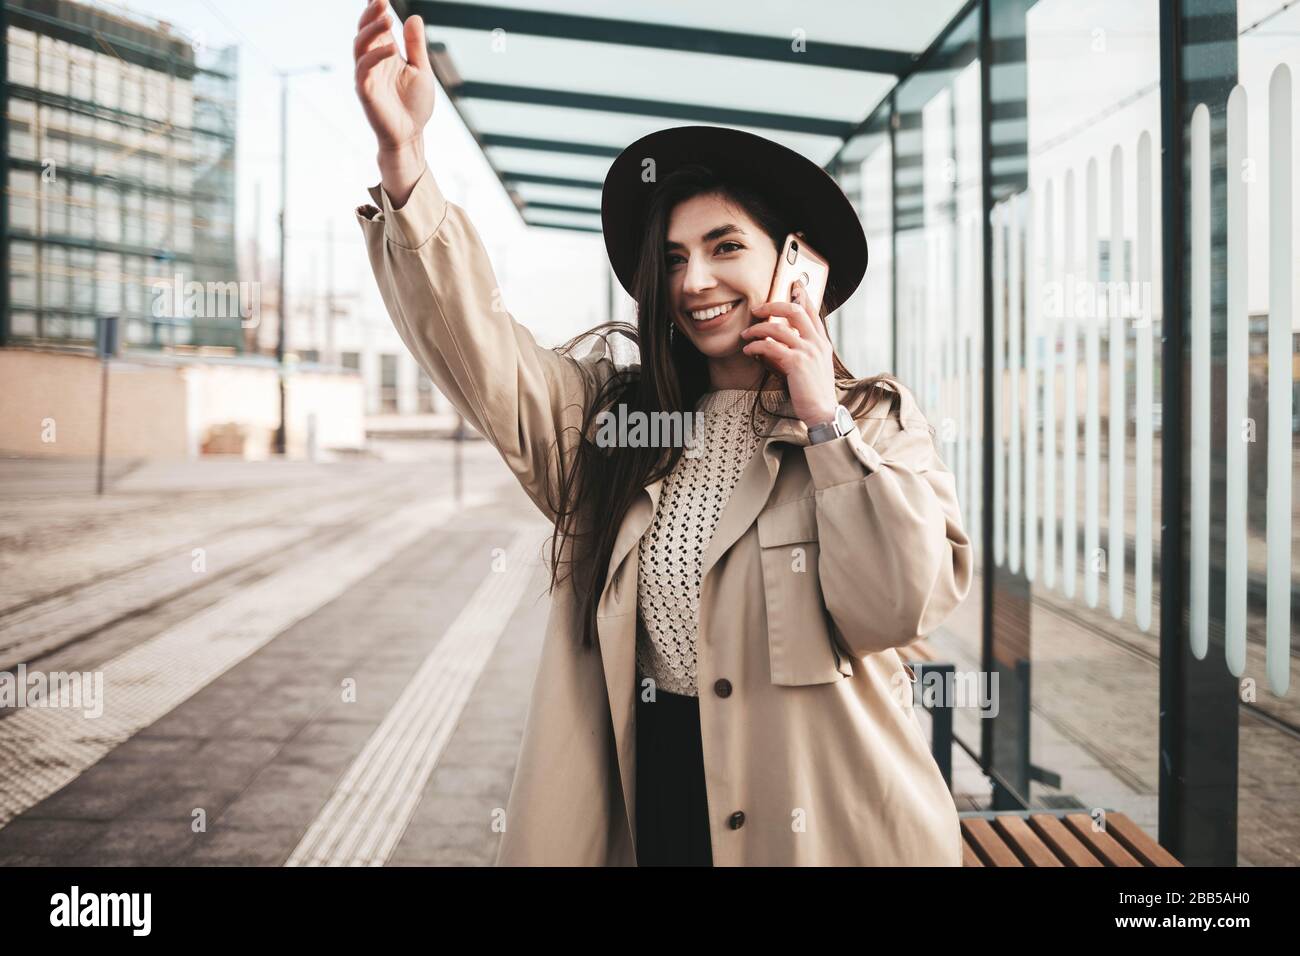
[{"xmin": 356, "ymin": 166, "xmax": 974, "ymax": 866}]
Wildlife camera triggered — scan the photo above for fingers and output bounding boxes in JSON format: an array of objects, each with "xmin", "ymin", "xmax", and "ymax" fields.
[
  {"xmin": 785, "ymin": 281, "xmax": 823, "ymax": 340},
  {"xmin": 750, "ymin": 299, "xmax": 798, "ymax": 322},
  {"xmin": 356, "ymin": 41, "xmax": 400, "ymax": 79},
  {"xmin": 743, "ymin": 320, "xmax": 801, "ymax": 349},
  {"xmin": 741, "ymin": 336, "xmax": 795, "ymax": 373},
  {"xmin": 404, "ymin": 14, "xmax": 431, "ymax": 72},
  {"xmin": 354, "ymin": 12, "xmax": 394, "ymax": 63},
  {"xmin": 357, "ymin": 0, "xmax": 386, "ymax": 31}
]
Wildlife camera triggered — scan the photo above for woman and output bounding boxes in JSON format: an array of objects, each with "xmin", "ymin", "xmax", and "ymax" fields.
[{"xmin": 352, "ymin": 0, "xmax": 973, "ymax": 866}]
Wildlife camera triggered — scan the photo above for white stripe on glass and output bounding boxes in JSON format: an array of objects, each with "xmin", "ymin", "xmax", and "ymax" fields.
[
  {"xmin": 969, "ymin": 213, "xmax": 982, "ymax": 551},
  {"xmin": 1225, "ymin": 85, "xmax": 1247, "ymax": 677},
  {"xmin": 1043, "ymin": 179, "xmax": 1057, "ymax": 591},
  {"xmin": 1010, "ymin": 194, "xmax": 1023, "ymax": 575},
  {"xmin": 1085, "ymin": 157, "xmax": 1100, "ymax": 608},
  {"xmin": 1025, "ymin": 189, "xmax": 1038, "ymax": 582},
  {"xmin": 1266, "ymin": 64, "xmax": 1293, "ymax": 696},
  {"xmin": 1109, "ymin": 144, "xmax": 1127, "ymax": 621},
  {"xmin": 1136, "ymin": 131, "xmax": 1155, "ymax": 632},
  {"xmin": 993, "ymin": 203, "xmax": 1006, "ymax": 567},
  {"xmin": 1063, "ymin": 169, "xmax": 1079, "ymax": 600},
  {"xmin": 1189, "ymin": 103, "xmax": 1211, "ymax": 660}
]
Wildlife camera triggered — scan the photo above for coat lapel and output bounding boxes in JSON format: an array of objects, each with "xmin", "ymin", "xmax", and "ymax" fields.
[
  {"xmin": 593, "ymin": 477, "xmax": 657, "ymax": 857},
  {"xmin": 700, "ymin": 412, "xmax": 807, "ymax": 580},
  {"xmin": 593, "ymin": 402, "xmax": 812, "ymax": 857}
]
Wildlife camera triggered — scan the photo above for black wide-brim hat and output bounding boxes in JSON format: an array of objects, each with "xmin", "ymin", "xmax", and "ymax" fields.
[{"xmin": 600, "ymin": 125, "xmax": 868, "ymax": 315}]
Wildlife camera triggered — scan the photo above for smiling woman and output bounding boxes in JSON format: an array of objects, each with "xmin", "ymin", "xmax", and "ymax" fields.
[{"xmin": 353, "ymin": 0, "xmax": 972, "ymax": 867}]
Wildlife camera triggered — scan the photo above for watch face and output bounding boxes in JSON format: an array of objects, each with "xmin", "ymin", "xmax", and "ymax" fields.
[{"xmin": 834, "ymin": 404, "xmax": 855, "ymax": 435}]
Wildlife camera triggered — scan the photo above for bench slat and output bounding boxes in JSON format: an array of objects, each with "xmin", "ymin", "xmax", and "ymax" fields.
[
  {"xmin": 1104, "ymin": 813, "xmax": 1183, "ymax": 867},
  {"xmin": 960, "ymin": 818, "xmax": 1022, "ymax": 867},
  {"xmin": 1063, "ymin": 812, "xmax": 1142, "ymax": 866},
  {"xmin": 992, "ymin": 814, "xmax": 1064, "ymax": 867},
  {"xmin": 961, "ymin": 810, "xmax": 1183, "ymax": 866},
  {"xmin": 1027, "ymin": 814, "xmax": 1104, "ymax": 867}
]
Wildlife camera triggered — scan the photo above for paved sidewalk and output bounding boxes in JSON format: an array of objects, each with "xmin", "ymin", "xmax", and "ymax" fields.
[{"xmin": 0, "ymin": 446, "xmax": 990, "ymax": 866}]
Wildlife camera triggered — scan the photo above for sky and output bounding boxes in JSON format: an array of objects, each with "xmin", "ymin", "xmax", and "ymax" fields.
[{"xmin": 87, "ymin": 0, "xmax": 624, "ymax": 348}]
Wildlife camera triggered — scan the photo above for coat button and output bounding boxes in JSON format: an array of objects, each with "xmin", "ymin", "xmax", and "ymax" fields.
[
  {"xmin": 728, "ymin": 811, "xmax": 745, "ymax": 829},
  {"xmin": 713, "ymin": 678, "xmax": 732, "ymax": 698}
]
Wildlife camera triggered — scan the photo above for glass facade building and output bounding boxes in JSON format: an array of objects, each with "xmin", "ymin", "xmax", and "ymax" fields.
[
  {"xmin": 828, "ymin": 0, "xmax": 1297, "ymax": 866},
  {"xmin": 1, "ymin": 0, "xmax": 239, "ymax": 353}
]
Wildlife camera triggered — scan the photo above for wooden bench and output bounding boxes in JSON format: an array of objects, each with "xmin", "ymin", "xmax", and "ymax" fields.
[
  {"xmin": 959, "ymin": 809, "xmax": 1183, "ymax": 866},
  {"xmin": 903, "ymin": 642, "xmax": 1184, "ymax": 867}
]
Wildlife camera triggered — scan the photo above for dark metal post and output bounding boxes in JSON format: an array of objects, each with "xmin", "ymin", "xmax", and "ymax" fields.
[
  {"xmin": 95, "ymin": 316, "xmax": 119, "ymax": 495},
  {"xmin": 1157, "ymin": 0, "xmax": 1241, "ymax": 867},
  {"xmin": 453, "ymin": 412, "xmax": 464, "ymax": 506},
  {"xmin": 888, "ymin": 92, "xmax": 899, "ymax": 375},
  {"xmin": 977, "ymin": 0, "xmax": 996, "ymax": 779},
  {"xmin": 1, "ymin": 0, "xmax": 9, "ymax": 348}
]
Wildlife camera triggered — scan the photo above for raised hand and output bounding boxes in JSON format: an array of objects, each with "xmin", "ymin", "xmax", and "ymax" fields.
[{"xmin": 353, "ymin": 0, "xmax": 435, "ymax": 205}]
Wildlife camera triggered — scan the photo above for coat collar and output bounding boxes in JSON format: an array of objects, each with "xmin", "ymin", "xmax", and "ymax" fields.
[
  {"xmin": 600, "ymin": 378, "xmax": 878, "ymax": 595},
  {"xmin": 603, "ymin": 391, "xmax": 813, "ymax": 588}
]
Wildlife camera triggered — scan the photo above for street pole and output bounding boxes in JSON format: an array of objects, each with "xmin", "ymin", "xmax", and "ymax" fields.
[
  {"xmin": 275, "ymin": 64, "xmax": 330, "ymax": 457},
  {"xmin": 96, "ymin": 351, "xmax": 110, "ymax": 496},
  {"xmin": 276, "ymin": 76, "xmax": 288, "ymax": 456},
  {"xmin": 95, "ymin": 315, "xmax": 118, "ymax": 495}
]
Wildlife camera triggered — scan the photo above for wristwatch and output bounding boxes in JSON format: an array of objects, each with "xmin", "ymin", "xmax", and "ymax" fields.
[{"xmin": 806, "ymin": 404, "xmax": 855, "ymax": 445}]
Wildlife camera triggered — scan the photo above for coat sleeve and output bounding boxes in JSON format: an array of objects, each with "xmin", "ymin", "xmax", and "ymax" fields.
[
  {"xmin": 802, "ymin": 381, "xmax": 973, "ymax": 657},
  {"xmin": 354, "ymin": 165, "xmax": 620, "ymax": 523}
]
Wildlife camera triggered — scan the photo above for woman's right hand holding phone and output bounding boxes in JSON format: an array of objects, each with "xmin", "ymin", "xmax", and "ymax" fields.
[{"xmin": 353, "ymin": 0, "xmax": 435, "ymax": 208}]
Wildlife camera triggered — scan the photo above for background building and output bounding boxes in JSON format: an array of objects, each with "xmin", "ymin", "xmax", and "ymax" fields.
[
  {"xmin": 3, "ymin": 0, "xmax": 239, "ymax": 349},
  {"xmin": 0, "ymin": 0, "xmax": 366, "ymax": 460}
]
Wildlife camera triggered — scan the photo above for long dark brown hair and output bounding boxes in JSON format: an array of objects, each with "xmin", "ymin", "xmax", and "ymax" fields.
[{"xmin": 543, "ymin": 163, "xmax": 910, "ymax": 649}]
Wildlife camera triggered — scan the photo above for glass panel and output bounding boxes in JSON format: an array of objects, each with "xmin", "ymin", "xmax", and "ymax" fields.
[
  {"xmin": 123, "ymin": 256, "xmax": 144, "ymax": 316},
  {"xmin": 95, "ymin": 51, "xmax": 120, "ymax": 109},
  {"xmin": 447, "ymin": 0, "xmax": 970, "ymax": 51},
  {"xmin": 95, "ymin": 186, "xmax": 121, "ymax": 244},
  {"xmin": 39, "ymin": 36, "xmax": 69, "ymax": 96},
  {"xmin": 9, "ymin": 242, "xmax": 37, "ymax": 308},
  {"xmin": 1178, "ymin": 0, "xmax": 1299, "ymax": 865},
  {"xmin": 69, "ymin": 181, "xmax": 94, "ymax": 239},
  {"xmin": 859, "ymin": 133, "xmax": 894, "ymax": 376},
  {"xmin": 511, "ymin": 182, "xmax": 603, "ymax": 207},
  {"xmin": 486, "ymin": 146, "xmax": 613, "ymax": 182},
  {"xmin": 832, "ymin": 125, "xmax": 891, "ymax": 376},
  {"xmin": 8, "ymin": 26, "xmax": 38, "ymax": 87},
  {"xmin": 979, "ymin": 0, "xmax": 1170, "ymax": 835},
  {"xmin": 460, "ymin": 99, "xmax": 845, "ymax": 165},
  {"xmin": 70, "ymin": 250, "xmax": 94, "ymax": 310},
  {"xmin": 9, "ymin": 170, "xmax": 37, "ymax": 232},
  {"xmin": 887, "ymin": 4, "xmax": 988, "ymax": 804},
  {"xmin": 96, "ymin": 253, "xmax": 122, "ymax": 315},
  {"xmin": 42, "ymin": 246, "xmax": 69, "ymax": 309},
  {"xmin": 431, "ymin": 26, "xmax": 894, "ymax": 122},
  {"xmin": 8, "ymin": 98, "xmax": 36, "ymax": 161},
  {"xmin": 525, "ymin": 208, "xmax": 602, "ymax": 230}
]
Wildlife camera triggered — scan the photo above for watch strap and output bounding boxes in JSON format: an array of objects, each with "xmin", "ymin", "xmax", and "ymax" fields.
[{"xmin": 807, "ymin": 404, "xmax": 850, "ymax": 444}]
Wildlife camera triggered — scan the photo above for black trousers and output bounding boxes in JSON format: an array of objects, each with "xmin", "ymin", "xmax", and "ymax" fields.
[{"xmin": 635, "ymin": 682, "xmax": 713, "ymax": 866}]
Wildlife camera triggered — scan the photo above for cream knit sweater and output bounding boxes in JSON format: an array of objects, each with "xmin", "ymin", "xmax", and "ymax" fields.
[{"xmin": 635, "ymin": 386, "xmax": 792, "ymax": 697}]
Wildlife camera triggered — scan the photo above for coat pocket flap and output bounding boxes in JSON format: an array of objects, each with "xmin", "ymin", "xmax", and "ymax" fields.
[{"xmin": 757, "ymin": 496, "xmax": 818, "ymax": 547}]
